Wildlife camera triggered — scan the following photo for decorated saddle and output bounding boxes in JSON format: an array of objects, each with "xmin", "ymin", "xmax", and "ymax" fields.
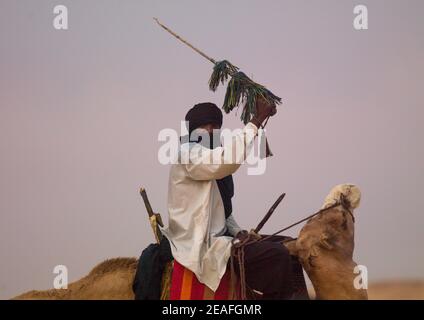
[{"xmin": 160, "ymin": 255, "xmax": 308, "ymax": 300}]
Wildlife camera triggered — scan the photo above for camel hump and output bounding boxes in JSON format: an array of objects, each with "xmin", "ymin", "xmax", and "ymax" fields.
[{"xmin": 88, "ymin": 257, "xmax": 137, "ymax": 276}]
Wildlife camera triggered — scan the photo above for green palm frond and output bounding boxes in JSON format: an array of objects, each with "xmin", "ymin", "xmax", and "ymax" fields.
[
  {"xmin": 154, "ymin": 19, "xmax": 282, "ymax": 125},
  {"xmin": 208, "ymin": 60, "xmax": 239, "ymax": 92},
  {"xmin": 219, "ymin": 69, "xmax": 282, "ymax": 124}
]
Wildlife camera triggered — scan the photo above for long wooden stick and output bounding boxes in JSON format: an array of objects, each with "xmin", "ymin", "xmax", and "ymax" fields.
[
  {"xmin": 153, "ymin": 17, "xmax": 216, "ymax": 64},
  {"xmin": 254, "ymin": 193, "xmax": 286, "ymax": 233},
  {"xmin": 140, "ymin": 187, "xmax": 163, "ymax": 243}
]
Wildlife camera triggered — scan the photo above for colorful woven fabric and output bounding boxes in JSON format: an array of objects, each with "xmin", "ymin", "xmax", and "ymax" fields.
[
  {"xmin": 163, "ymin": 252, "xmax": 309, "ymax": 300},
  {"xmin": 169, "ymin": 260, "xmax": 236, "ymax": 300}
]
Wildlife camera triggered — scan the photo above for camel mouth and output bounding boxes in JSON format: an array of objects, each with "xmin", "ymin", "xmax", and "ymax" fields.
[{"xmin": 322, "ymin": 184, "xmax": 361, "ymax": 212}]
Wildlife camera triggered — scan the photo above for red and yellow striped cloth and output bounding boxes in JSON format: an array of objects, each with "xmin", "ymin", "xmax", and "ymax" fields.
[{"xmin": 169, "ymin": 260, "xmax": 237, "ymax": 300}]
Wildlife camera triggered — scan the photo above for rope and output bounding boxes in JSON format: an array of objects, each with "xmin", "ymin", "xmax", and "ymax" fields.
[
  {"xmin": 257, "ymin": 202, "xmax": 341, "ymax": 243},
  {"xmin": 230, "ymin": 235, "xmax": 252, "ymax": 300}
]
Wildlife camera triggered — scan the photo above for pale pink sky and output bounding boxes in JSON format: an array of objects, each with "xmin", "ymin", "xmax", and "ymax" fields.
[{"xmin": 1, "ymin": 0, "xmax": 423, "ymax": 299}]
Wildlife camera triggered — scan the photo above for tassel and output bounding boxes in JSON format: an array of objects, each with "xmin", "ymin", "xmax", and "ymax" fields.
[
  {"xmin": 209, "ymin": 60, "xmax": 239, "ymax": 92},
  {"xmin": 219, "ymin": 69, "xmax": 282, "ymax": 124}
]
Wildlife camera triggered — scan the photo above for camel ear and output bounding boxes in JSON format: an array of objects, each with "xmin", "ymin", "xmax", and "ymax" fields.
[
  {"xmin": 319, "ymin": 233, "xmax": 334, "ymax": 250},
  {"xmin": 309, "ymin": 244, "xmax": 320, "ymax": 257},
  {"xmin": 283, "ymin": 239, "xmax": 298, "ymax": 256},
  {"xmin": 302, "ymin": 245, "xmax": 320, "ymax": 268}
]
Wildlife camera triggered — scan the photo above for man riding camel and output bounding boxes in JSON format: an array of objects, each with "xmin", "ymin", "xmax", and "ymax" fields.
[{"xmin": 160, "ymin": 98, "xmax": 295, "ymax": 299}]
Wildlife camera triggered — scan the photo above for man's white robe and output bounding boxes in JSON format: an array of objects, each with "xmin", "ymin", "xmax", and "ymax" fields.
[{"xmin": 160, "ymin": 122, "xmax": 259, "ymax": 291}]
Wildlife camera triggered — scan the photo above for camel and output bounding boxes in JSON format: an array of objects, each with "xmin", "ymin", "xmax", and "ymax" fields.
[
  {"xmin": 13, "ymin": 184, "xmax": 367, "ymax": 300},
  {"xmin": 284, "ymin": 184, "xmax": 368, "ymax": 299}
]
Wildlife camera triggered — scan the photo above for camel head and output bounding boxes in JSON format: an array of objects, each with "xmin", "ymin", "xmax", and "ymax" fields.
[
  {"xmin": 322, "ymin": 184, "xmax": 361, "ymax": 211},
  {"xmin": 285, "ymin": 184, "xmax": 367, "ymax": 299}
]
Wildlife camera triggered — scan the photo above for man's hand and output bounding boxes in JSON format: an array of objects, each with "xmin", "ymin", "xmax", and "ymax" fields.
[
  {"xmin": 235, "ymin": 229, "xmax": 261, "ymax": 242},
  {"xmin": 250, "ymin": 96, "xmax": 277, "ymax": 128},
  {"xmin": 235, "ymin": 230, "xmax": 249, "ymax": 242}
]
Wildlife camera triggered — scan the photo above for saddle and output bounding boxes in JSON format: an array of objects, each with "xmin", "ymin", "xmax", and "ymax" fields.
[{"xmin": 160, "ymin": 254, "xmax": 309, "ymax": 300}]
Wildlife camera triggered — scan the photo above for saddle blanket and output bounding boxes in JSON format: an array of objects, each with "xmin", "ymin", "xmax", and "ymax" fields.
[{"xmin": 169, "ymin": 260, "xmax": 236, "ymax": 300}]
